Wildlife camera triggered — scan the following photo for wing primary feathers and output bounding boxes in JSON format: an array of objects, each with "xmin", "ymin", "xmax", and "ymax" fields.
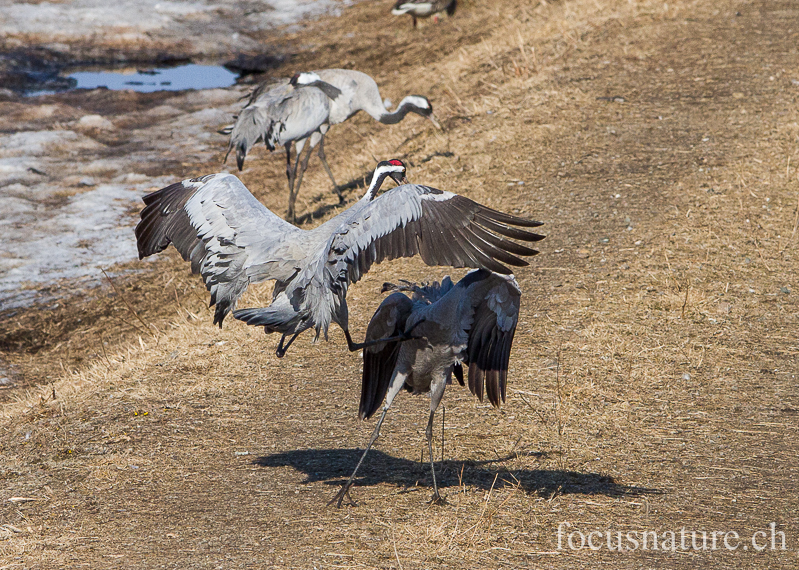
[
  {"xmin": 463, "ymin": 275, "xmax": 520, "ymax": 408},
  {"xmin": 475, "ymin": 213, "xmax": 546, "ymax": 242},
  {"xmin": 469, "ymin": 223, "xmax": 541, "ymax": 257},
  {"xmin": 451, "ymin": 226, "xmax": 516, "ymax": 273},
  {"xmin": 361, "ymin": 341, "xmax": 402, "ymax": 419},
  {"xmin": 475, "ymin": 203, "xmax": 544, "ymax": 228},
  {"xmin": 359, "ymin": 293, "xmax": 413, "ymax": 419},
  {"xmin": 340, "ymin": 186, "xmax": 545, "ymax": 288},
  {"xmin": 423, "ymin": 204, "xmax": 478, "ymax": 268},
  {"xmin": 135, "ymin": 181, "xmax": 199, "ymax": 259},
  {"xmin": 449, "ymin": 221, "xmax": 530, "ymax": 269}
]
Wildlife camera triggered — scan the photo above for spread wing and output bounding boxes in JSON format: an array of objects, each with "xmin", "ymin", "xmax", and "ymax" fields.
[
  {"xmin": 359, "ymin": 292, "xmax": 414, "ymax": 420},
  {"xmin": 463, "ymin": 271, "xmax": 521, "ymax": 407},
  {"xmin": 135, "ymin": 173, "xmax": 303, "ymax": 326},
  {"xmin": 327, "ymin": 184, "xmax": 545, "ymax": 286}
]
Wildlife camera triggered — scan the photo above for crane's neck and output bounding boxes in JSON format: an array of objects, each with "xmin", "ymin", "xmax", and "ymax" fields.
[
  {"xmin": 364, "ymin": 170, "xmax": 392, "ymax": 200},
  {"xmin": 377, "ymin": 96, "xmax": 431, "ymax": 125}
]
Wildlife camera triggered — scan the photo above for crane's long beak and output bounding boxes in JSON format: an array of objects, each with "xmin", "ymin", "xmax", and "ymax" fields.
[
  {"xmin": 429, "ymin": 113, "xmax": 442, "ymax": 130},
  {"xmin": 390, "ymin": 172, "xmax": 410, "ymax": 186}
]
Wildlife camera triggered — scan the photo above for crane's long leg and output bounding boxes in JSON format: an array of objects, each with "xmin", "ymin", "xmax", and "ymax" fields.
[
  {"xmin": 316, "ymin": 136, "xmax": 341, "ymax": 201},
  {"xmin": 286, "ymin": 142, "xmax": 302, "ymax": 222},
  {"xmin": 284, "ymin": 142, "xmax": 294, "ymax": 192},
  {"xmin": 329, "ymin": 371, "xmax": 408, "ymax": 508},
  {"xmin": 424, "ymin": 375, "xmax": 448, "ymax": 505},
  {"xmin": 275, "ymin": 331, "xmax": 302, "ymax": 358},
  {"xmin": 287, "ymin": 141, "xmax": 314, "ymax": 222},
  {"xmin": 343, "ymin": 320, "xmax": 426, "ymax": 353}
]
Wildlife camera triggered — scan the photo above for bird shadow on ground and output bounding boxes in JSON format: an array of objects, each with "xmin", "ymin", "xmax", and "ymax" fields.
[
  {"xmin": 253, "ymin": 448, "xmax": 662, "ymax": 498},
  {"xmin": 296, "ymin": 172, "xmax": 371, "ymax": 225}
]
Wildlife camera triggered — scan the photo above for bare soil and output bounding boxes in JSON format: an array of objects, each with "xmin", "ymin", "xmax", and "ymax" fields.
[{"xmin": 2, "ymin": 0, "xmax": 799, "ymax": 568}]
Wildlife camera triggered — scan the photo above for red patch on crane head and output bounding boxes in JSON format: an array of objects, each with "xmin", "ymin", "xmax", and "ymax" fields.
[{"xmin": 389, "ymin": 159, "xmax": 405, "ymax": 167}]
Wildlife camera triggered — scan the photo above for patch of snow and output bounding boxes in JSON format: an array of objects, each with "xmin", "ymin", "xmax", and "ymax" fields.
[
  {"xmin": 0, "ymin": 130, "xmax": 82, "ymax": 158},
  {"xmin": 0, "ymin": 178, "xmax": 171, "ymax": 310},
  {"xmin": 0, "ymin": 1, "xmax": 219, "ymax": 37},
  {"xmin": 76, "ymin": 115, "xmax": 116, "ymax": 131},
  {"xmin": 0, "ymin": 88, "xmax": 245, "ymax": 310},
  {"xmin": 0, "ymin": 0, "xmax": 344, "ymax": 54}
]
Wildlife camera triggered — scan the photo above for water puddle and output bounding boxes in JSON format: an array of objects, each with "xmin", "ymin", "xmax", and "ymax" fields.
[
  {"xmin": 25, "ymin": 63, "xmax": 239, "ymax": 96},
  {"xmin": 69, "ymin": 64, "xmax": 238, "ymax": 93}
]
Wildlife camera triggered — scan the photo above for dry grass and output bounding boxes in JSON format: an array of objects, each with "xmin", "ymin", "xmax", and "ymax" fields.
[{"xmin": 1, "ymin": 0, "xmax": 799, "ymax": 567}]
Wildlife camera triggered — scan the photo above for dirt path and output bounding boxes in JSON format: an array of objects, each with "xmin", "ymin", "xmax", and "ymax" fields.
[{"xmin": 1, "ymin": 0, "xmax": 798, "ymax": 568}]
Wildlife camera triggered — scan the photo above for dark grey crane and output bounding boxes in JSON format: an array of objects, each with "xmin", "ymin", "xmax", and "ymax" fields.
[
  {"xmin": 330, "ymin": 269, "xmax": 521, "ymax": 507},
  {"xmin": 135, "ymin": 159, "xmax": 543, "ymax": 358},
  {"xmin": 224, "ymin": 69, "xmax": 440, "ymax": 219},
  {"xmin": 392, "ymin": 0, "xmax": 457, "ymax": 27},
  {"xmin": 221, "ymin": 72, "xmax": 342, "ymax": 222}
]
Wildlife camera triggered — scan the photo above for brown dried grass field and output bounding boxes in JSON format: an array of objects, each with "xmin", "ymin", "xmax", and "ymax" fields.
[{"xmin": 1, "ymin": 0, "xmax": 798, "ymax": 567}]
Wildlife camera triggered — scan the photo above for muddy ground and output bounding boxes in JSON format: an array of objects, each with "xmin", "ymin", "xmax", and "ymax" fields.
[{"xmin": 1, "ymin": 0, "xmax": 799, "ymax": 567}]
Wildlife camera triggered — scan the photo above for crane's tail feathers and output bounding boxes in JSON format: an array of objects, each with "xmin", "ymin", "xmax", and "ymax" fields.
[
  {"xmin": 453, "ymin": 362, "xmax": 465, "ymax": 386},
  {"xmin": 467, "ymin": 363, "xmax": 507, "ymax": 408},
  {"xmin": 224, "ymin": 105, "xmax": 281, "ymax": 171},
  {"xmin": 447, "ymin": 0, "xmax": 457, "ymax": 16},
  {"xmin": 236, "ymin": 145, "xmax": 246, "ymax": 171}
]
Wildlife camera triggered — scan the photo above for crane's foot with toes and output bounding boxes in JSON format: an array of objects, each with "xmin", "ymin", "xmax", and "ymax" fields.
[
  {"xmin": 329, "ymin": 484, "xmax": 358, "ymax": 508},
  {"xmin": 427, "ymin": 492, "xmax": 447, "ymax": 506}
]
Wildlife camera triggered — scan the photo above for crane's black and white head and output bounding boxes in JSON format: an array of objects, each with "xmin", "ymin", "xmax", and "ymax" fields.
[
  {"xmin": 397, "ymin": 95, "xmax": 442, "ymax": 129},
  {"xmin": 365, "ymin": 159, "xmax": 409, "ymax": 200}
]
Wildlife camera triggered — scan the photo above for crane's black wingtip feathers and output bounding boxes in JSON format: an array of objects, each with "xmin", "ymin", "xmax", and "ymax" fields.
[
  {"xmin": 453, "ymin": 362, "xmax": 465, "ymax": 386},
  {"xmin": 135, "ymin": 181, "xmax": 196, "ymax": 260},
  {"xmin": 477, "ymin": 204, "xmax": 544, "ymax": 229}
]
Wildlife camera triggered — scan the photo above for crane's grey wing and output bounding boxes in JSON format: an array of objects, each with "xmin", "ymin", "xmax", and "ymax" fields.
[
  {"xmin": 360, "ymin": 292, "xmax": 413, "ymax": 420},
  {"xmin": 328, "ymin": 184, "xmax": 545, "ymax": 285},
  {"xmin": 135, "ymin": 173, "xmax": 303, "ymax": 326},
  {"xmin": 463, "ymin": 271, "xmax": 521, "ymax": 407}
]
